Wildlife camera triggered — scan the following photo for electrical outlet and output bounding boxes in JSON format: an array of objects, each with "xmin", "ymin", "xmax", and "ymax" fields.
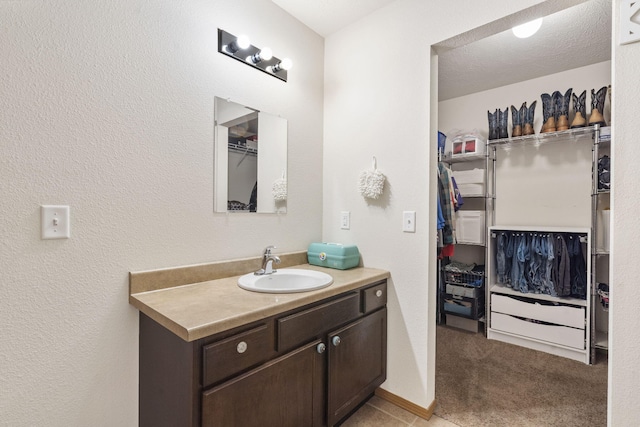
[
  {"xmin": 340, "ymin": 211, "xmax": 350, "ymax": 230},
  {"xmin": 41, "ymin": 205, "xmax": 70, "ymax": 239},
  {"xmin": 403, "ymin": 211, "xmax": 416, "ymax": 233}
]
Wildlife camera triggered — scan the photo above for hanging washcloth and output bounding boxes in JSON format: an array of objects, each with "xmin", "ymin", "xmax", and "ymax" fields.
[
  {"xmin": 272, "ymin": 171, "xmax": 287, "ymax": 201},
  {"xmin": 358, "ymin": 156, "xmax": 386, "ymax": 199}
]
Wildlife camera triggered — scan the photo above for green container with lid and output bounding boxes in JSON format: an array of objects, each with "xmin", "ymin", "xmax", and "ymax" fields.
[{"xmin": 307, "ymin": 243, "xmax": 360, "ymax": 270}]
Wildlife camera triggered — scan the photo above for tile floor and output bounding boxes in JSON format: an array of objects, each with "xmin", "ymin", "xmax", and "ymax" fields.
[{"xmin": 341, "ymin": 396, "xmax": 459, "ymax": 427}]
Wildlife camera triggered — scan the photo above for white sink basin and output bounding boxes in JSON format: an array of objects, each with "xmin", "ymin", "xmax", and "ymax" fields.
[{"xmin": 238, "ymin": 269, "xmax": 333, "ymax": 293}]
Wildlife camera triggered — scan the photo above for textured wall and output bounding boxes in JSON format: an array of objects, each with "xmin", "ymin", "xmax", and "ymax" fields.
[
  {"xmin": 610, "ymin": 1, "xmax": 640, "ymax": 424},
  {"xmin": 322, "ymin": 0, "xmax": 553, "ymax": 409},
  {"xmin": 439, "ymin": 61, "xmax": 611, "ymax": 227},
  {"xmin": 0, "ymin": 1, "xmax": 323, "ymax": 425}
]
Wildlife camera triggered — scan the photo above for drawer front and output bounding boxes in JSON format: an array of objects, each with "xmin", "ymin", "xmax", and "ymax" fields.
[
  {"xmin": 446, "ymin": 283, "xmax": 481, "ymax": 299},
  {"xmin": 491, "ymin": 294, "xmax": 585, "ymax": 329},
  {"xmin": 491, "ymin": 312, "xmax": 585, "ymax": 349},
  {"xmin": 362, "ymin": 281, "xmax": 387, "ymax": 314},
  {"xmin": 443, "ymin": 293, "xmax": 484, "ymax": 320},
  {"xmin": 278, "ymin": 292, "xmax": 360, "ymax": 352},
  {"xmin": 202, "ymin": 324, "xmax": 272, "ymax": 387}
]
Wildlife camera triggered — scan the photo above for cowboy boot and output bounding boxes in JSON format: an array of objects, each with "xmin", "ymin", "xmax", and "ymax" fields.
[
  {"xmin": 556, "ymin": 88, "xmax": 573, "ymax": 131},
  {"xmin": 523, "ymin": 101, "xmax": 536, "ymax": 135},
  {"xmin": 541, "ymin": 93, "xmax": 556, "ymax": 133},
  {"xmin": 498, "ymin": 107, "xmax": 509, "ymax": 139},
  {"xmin": 511, "ymin": 103, "xmax": 524, "ymax": 137},
  {"xmin": 589, "ymin": 86, "xmax": 608, "ymax": 126},
  {"xmin": 487, "ymin": 109, "xmax": 498, "ymax": 140},
  {"xmin": 571, "ymin": 90, "xmax": 587, "ymax": 128}
]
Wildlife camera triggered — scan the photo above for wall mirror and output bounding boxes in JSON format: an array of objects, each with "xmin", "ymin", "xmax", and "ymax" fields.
[{"xmin": 214, "ymin": 97, "xmax": 287, "ymax": 213}]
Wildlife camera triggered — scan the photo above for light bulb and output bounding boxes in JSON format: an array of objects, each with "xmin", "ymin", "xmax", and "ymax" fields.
[
  {"xmin": 226, "ymin": 34, "xmax": 251, "ymax": 53},
  {"xmin": 273, "ymin": 58, "xmax": 293, "ymax": 72},
  {"xmin": 280, "ymin": 58, "xmax": 292, "ymax": 70},
  {"xmin": 236, "ymin": 34, "xmax": 251, "ymax": 49},
  {"xmin": 249, "ymin": 47, "xmax": 273, "ymax": 64},
  {"xmin": 260, "ymin": 47, "xmax": 273, "ymax": 61},
  {"xmin": 512, "ymin": 18, "xmax": 543, "ymax": 39}
]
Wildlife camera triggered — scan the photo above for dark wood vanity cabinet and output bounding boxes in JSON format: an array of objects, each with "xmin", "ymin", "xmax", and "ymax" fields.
[{"xmin": 139, "ymin": 280, "xmax": 387, "ymax": 427}]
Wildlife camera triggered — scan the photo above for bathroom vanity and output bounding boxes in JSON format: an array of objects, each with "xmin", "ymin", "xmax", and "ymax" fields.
[{"xmin": 129, "ymin": 253, "xmax": 389, "ymax": 427}]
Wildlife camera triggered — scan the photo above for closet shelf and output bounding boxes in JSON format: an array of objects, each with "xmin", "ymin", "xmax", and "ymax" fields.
[
  {"xmin": 487, "ymin": 125, "xmax": 598, "ymax": 147},
  {"xmin": 228, "ymin": 142, "xmax": 258, "ymax": 156},
  {"xmin": 441, "ymin": 153, "xmax": 486, "ymax": 164},
  {"xmin": 594, "ymin": 330, "xmax": 608, "ymax": 349},
  {"xmin": 490, "ymin": 284, "xmax": 588, "ymax": 307}
]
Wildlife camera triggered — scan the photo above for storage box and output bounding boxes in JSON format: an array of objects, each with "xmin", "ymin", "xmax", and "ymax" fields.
[
  {"xmin": 597, "ymin": 209, "xmax": 610, "ymax": 253},
  {"xmin": 443, "ymin": 293, "xmax": 484, "ymax": 320},
  {"xmin": 307, "ymin": 243, "xmax": 360, "ymax": 270},
  {"xmin": 455, "ymin": 211, "xmax": 486, "ymax": 245},
  {"xmin": 446, "ymin": 283, "xmax": 483, "ymax": 299},
  {"xmin": 446, "ymin": 314, "xmax": 482, "ymax": 332},
  {"xmin": 452, "ymin": 136, "xmax": 485, "ymax": 157},
  {"xmin": 453, "ymin": 169, "xmax": 485, "ymax": 196}
]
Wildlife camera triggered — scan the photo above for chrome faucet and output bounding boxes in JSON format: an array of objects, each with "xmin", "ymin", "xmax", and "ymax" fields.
[{"xmin": 255, "ymin": 245, "xmax": 281, "ymax": 275}]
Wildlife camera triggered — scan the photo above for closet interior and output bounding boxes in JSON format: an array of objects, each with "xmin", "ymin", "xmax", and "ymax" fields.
[{"xmin": 436, "ymin": 0, "xmax": 611, "ymax": 366}]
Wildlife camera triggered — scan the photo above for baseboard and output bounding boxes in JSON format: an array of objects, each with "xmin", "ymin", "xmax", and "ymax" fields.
[{"xmin": 374, "ymin": 388, "xmax": 436, "ymax": 420}]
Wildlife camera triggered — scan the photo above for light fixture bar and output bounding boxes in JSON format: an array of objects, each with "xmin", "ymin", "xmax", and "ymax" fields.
[{"xmin": 217, "ymin": 29, "xmax": 289, "ymax": 82}]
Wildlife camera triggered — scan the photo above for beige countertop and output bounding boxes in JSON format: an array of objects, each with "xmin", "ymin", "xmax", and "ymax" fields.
[{"xmin": 130, "ymin": 258, "xmax": 389, "ymax": 342}]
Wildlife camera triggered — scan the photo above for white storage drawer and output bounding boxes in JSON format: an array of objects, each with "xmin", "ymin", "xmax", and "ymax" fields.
[
  {"xmin": 453, "ymin": 169, "xmax": 485, "ymax": 197},
  {"xmin": 453, "ymin": 169, "xmax": 485, "ymax": 184},
  {"xmin": 491, "ymin": 312, "xmax": 585, "ymax": 349},
  {"xmin": 491, "ymin": 294, "xmax": 585, "ymax": 329},
  {"xmin": 455, "ymin": 211, "xmax": 485, "ymax": 245}
]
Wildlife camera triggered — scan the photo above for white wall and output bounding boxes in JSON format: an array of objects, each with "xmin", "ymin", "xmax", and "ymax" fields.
[
  {"xmin": 0, "ymin": 1, "xmax": 323, "ymax": 425},
  {"xmin": 610, "ymin": 0, "xmax": 640, "ymax": 424},
  {"xmin": 440, "ymin": 61, "xmax": 611, "ymax": 227},
  {"xmin": 323, "ymin": 0, "xmax": 553, "ymax": 409}
]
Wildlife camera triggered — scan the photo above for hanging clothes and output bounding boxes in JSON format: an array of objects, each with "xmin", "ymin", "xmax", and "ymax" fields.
[
  {"xmin": 552, "ymin": 234, "xmax": 571, "ymax": 297},
  {"xmin": 437, "ymin": 162, "xmax": 456, "ymax": 246},
  {"xmin": 494, "ymin": 231, "xmax": 586, "ymax": 299},
  {"xmin": 451, "ymin": 176, "xmax": 464, "ymax": 212}
]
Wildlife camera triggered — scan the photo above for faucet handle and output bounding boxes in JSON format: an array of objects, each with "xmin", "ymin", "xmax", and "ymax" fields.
[{"xmin": 264, "ymin": 245, "xmax": 276, "ymax": 255}]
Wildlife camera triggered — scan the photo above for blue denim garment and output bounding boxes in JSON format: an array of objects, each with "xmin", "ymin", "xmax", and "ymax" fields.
[
  {"xmin": 566, "ymin": 234, "xmax": 587, "ymax": 299},
  {"xmin": 504, "ymin": 232, "xmax": 514, "ymax": 285},
  {"xmin": 496, "ymin": 233, "xmax": 507, "ymax": 283},
  {"xmin": 529, "ymin": 234, "xmax": 543, "ymax": 293},
  {"xmin": 552, "ymin": 234, "xmax": 571, "ymax": 296},
  {"xmin": 543, "ymin": 234, "xmax": 557, "ymax": 296},
  {"xmin": 515, "ymin": 234, "xmax": 530, "ymax": 293}
]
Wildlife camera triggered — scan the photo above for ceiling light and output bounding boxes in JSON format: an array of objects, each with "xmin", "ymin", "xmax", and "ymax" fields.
[{"xmin": 512, "ymin": 18, "xmax": 543, "ymax": 39}]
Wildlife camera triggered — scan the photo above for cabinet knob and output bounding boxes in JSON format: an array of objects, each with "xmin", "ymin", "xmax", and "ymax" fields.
[
  {"xmin": 236, "ymin": 341, "xmax": 248, "ymax": 354},
  {"xmin": 375, "ymin": 290, "xmax": 383, "ymax": 298},
  {"xmin": 316, "ymin": 343, "xmax": 326, "ymax": 354},
  {"xmin": 332, "ymin": 336, "xmax": 341, "ymax": 347}
]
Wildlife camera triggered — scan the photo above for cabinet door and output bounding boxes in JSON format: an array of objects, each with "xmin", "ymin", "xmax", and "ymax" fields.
[
  {"xmin": 202, "ymin": 340, "xmax": 325, "ymax": 427},
  {"xmin": 327, "ymin": 308, "xmax": 387, "ymax": 426}
]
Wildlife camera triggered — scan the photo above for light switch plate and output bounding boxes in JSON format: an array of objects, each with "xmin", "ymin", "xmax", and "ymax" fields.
[
  {"xmin": 340, "ymin": 211, "xmax": 350, "ymax": 230},
  {"xmin": 41, "ymin": 205, "xmax": 70, "ymax": 239},
  {"xmin": 403, "ymin": 211, "xmax": 416, "ymax": 233}
]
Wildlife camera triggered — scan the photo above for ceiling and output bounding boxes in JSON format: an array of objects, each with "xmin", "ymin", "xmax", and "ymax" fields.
[
  {"xmin": 271, "ymin": 0, "xmax": 397, "ymax": 37},
  {"xmin": 437, "ymin": 0, "xmax": 611, "ymax": 100},
  {"xmin": 272, "ymin": 0, "xmax": 611, "ymax": 101}
]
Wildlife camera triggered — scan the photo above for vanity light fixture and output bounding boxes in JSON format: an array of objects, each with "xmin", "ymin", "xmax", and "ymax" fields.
[
  {"xmin": 512, "ymin": 18, "xmax": 543, "ymax": 38},
  {"xmin": 218, "ymin": 29, "xmax": 291, "ymax": 82}
]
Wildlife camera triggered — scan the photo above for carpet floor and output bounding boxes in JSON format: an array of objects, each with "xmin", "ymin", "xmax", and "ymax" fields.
[{"xmin": 434, "ymin": 324, "xmax": 608, "ymax": 427}]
